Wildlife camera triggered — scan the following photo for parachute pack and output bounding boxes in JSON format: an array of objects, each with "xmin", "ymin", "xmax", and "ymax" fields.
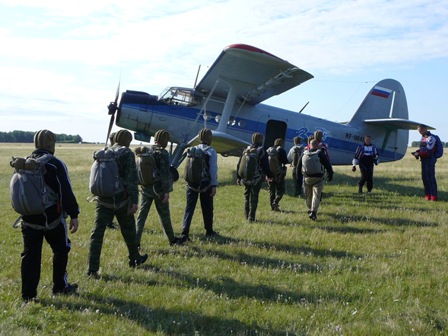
[
  {"xmin": 135, "ymin": 146, "xmax": 160, "ymax": 186},
  {"xmin": 433, "ymin": 134, "xmax": 444, "ymax": 159},
  {"xmin": 184, "ymin": 146, "xmax": 210, "ymax": 188},
  {"xmin": 10, "ymin": 153, "xmax": 59, "ymax": 216},
  {"xmin": 267, "ymin": 146, "xmax": 281, "ymax": 177},
  {"xmin": 301, "ymin": 149, "xmax": 323, "ymax": 175},
  {"xmin": 89, "ymin": 146, "xmax": 127, "ymax": 197},
  {"xmin": 238, "ymin": 146, "xmax": 260, "ymax": 184},
  {"xmin": 292, "ymin": 145, "xmax": 304, "ymax": 180},
  {"xmin": 291, "ymin": 145, "xmax": 303, "ymax": 167}
]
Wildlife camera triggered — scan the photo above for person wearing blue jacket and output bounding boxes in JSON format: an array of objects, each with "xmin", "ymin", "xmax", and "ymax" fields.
[
  {"xmin": 20, "ymin": 130, "xmax": 80, "ymax": 304},
  {"xmin": 412, "ymin": 124, "xmax": 438, "ymax": 201},
  {"xmin": 352, "ymin": 135, "xmax": 379, "ymax": 194}
]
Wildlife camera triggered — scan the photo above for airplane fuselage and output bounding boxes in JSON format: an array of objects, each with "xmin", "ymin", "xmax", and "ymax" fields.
[{"xmin": 116, "ymin": 87, "xmax": 407, "ymax": 165}]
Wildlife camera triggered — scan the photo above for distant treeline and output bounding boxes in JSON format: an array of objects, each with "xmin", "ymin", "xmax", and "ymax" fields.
[
  {"xmin": 0, "ymin": 131, "xmax": 82, "ymax": 143},
  {"xmin": 410, "ymin": 140, "xmax": 446, "ymax": 147},
  {"xmin": 0, "ymin": 130, "xmax": 443, "ymax": 147}
]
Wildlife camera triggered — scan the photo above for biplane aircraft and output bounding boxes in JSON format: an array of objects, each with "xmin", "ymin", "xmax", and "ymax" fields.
[{"xmin": 106, "ymin": 43, "xmax": 431, "ymax": 168}]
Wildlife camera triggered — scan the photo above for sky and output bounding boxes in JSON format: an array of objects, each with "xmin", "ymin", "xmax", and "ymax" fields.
[{"xmin": 1, "ymin": 0, "xmax": 447, "ymax": 144}]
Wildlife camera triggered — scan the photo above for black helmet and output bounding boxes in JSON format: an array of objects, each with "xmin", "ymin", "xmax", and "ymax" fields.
[{"xmin": 34, "ymin": 130, "xmax": 56, "ymax": 154}]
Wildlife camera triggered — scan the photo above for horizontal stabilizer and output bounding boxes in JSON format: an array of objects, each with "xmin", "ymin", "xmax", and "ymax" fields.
[
  {"xmin": 364, "ymin": 118, "xmax": 435, "ymax": 130},
  {"xmin": 188, "ymin": 131, "xmax": 250, "ymax": 156}
]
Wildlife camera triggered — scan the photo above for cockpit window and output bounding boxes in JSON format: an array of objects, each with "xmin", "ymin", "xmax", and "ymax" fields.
[{"xmin": 159, "ymin": 87, "xmax": 202, "ymax": 107}]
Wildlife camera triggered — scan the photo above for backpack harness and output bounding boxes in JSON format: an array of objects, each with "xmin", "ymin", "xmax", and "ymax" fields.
[{"xmin": 10, "ymin": 154, "xmax": 62, "ymax": 230}]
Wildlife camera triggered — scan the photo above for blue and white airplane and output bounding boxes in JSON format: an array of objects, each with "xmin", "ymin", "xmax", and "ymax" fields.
[{"xmin": 106, "ymin": 43, "xmax": 431, "ymax": 167}]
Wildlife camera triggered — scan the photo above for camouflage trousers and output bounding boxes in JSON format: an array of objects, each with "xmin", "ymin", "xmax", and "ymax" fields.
[
  {"xmin": 243, "ymin": 179, "xmax": 263, "ymax": 221},
  {"xmin": 292, "ymin": 167, "xmax": 303, "ymax": 196},
  {"xmin": 88, "ymin": 202, "xmax": 140, "ymax": 272},
  {"xmin": 269, "ymin": 175, "xmax": 286, "ymax": 206},
  {"xmin": 136, "ymin": 190, "xmax": 175, "ymax": 246}
]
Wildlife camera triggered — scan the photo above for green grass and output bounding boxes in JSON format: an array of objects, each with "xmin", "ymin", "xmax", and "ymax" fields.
[{"xmin": 0, "ymin": 143, "xmax": 447, "ymax": 335}]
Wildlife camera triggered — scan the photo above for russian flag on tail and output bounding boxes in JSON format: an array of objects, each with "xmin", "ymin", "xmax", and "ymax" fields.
[{"xmin": 371, "ymin": 86, "xmax": 392, "ymax": 98}]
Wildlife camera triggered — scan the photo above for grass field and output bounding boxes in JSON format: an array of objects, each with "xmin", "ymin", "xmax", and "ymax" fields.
[{"xmin": 0, "ymin": 143, "xmax": 447, "ymax": 335}]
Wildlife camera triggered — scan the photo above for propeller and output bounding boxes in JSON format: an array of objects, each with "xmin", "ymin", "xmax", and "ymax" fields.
[{"xmin": 105, "ymin": 81, "xmax": 120, "ymax": 145}]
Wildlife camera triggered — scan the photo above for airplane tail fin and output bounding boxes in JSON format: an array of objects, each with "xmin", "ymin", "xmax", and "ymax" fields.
[
  {"xmin": 349, "ymin": 79, "xmax": 408, "ymax": 124},
  {"xmin": 348, "ymin": 79, "xmax": 411, "ymax": 162}
]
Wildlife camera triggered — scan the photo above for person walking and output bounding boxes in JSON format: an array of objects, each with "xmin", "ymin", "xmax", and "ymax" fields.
[
  {"xmin": 106, "ymin": 132, "xmax": 118, "ymax": 229},
  {"xmin": 352, "ymin": 135, "xmax": 379, "ymax": 193},
  {"xmin": 267, "ymin": 138, "xmax": 289, "ymax": 211},
  {"xmin": 297, "ymin": 139, "xmax": 333, "ymax": 220},
  {"xmin": 87, "ymin": 130, "xmax": 148, "ymax": 278},
  {"xmin": 287, "ymin": 136, "xmax": 304, "ymax": 197},
  {"xmin": 313, "ymin": 130, "xmax": 330, "ymax": 161},
  {"xmin": 236, "ymin": 132, "xmax": 273, "ymax": 222},
  {"xmin": 180, "ymin": 128, "xmax": 218, "ymax": 242},
  {"xmin": 412, "ymin": 124, "xmax": 439, "ymax": 201},
  {"xmin": 17, "ymin": 130, "xmax": 80, "ymax": 303},
  {"xmin": 135, "ymin": 130, "xmax": 183, "ymax": 248}
]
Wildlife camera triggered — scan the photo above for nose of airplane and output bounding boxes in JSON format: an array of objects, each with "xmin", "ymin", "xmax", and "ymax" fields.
[{"xmin": 116, "ymin": 90, "xmax": 158, "ymax": 133}]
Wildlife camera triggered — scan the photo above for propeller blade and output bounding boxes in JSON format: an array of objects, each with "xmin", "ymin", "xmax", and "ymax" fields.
[
  {"xmin": 105, "ymin": 113, "xmax": 115, "ymax": 145},
  {"xmin": 108, "ymin": 81, "xmax": 120, "ymax": 115},
  {"xmin": 106, "ymin": 81, "xmax": 120, "ymax": 144},
  {"xmin": 114, "ymin": 81, "xmax": 120, "ymax": 104}
]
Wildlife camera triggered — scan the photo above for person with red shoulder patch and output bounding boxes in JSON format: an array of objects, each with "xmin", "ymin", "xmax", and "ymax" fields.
[{"xmin": 412, "ymin": 124, "xmax": 439, "ymax": 201}]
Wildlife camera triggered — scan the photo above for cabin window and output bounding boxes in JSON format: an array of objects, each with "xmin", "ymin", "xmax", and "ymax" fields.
[{"xmin": 159, "ymin": 87, "xmax": 202, "ymax": 107}]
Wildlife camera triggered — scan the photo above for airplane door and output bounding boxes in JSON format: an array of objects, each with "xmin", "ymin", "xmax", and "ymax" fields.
[{"xmin": 263, "ymin": 120, "xmax": 287, "ymax": 148}]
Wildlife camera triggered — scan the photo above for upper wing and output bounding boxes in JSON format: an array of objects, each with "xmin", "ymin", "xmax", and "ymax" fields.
[{"xmin": 195, "ymin": 44, "xmax": 313, "ymax": 105}]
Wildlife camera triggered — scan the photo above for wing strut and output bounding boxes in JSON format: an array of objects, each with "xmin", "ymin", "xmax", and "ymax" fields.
[
  {"xmin": 182, "ymin": 80, "xmax": 220, "ymax": 144},
  {"xmin": 216, "ymin": 76, "xmax": 244, "ymax": 133}
]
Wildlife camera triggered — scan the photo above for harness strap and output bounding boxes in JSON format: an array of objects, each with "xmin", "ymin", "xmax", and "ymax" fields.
[
  {"xmin": 15, "ymin": 212, "xmax": 63, "ymax": 231},
  {"xmin": 87, "ymin": 195, "xmax": 129, "ymax": 210},
  {"xmin": 188, "ymin": 182, "xmax": 212, "ymax": 193}
]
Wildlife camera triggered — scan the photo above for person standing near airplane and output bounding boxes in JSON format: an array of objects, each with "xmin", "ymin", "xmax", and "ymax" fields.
[
  {"xmin": 313, "ymin": 130, "xmax": 330, "ymax": 161},
  {"xmin": 135, "ymin": 130, "xmax": 183, "ymax": 248},
  {"xmin": 287, "ymin": 136, "xmax": 304, "ymax": 197},
  {"xmin": 352, "ymin": 135, "xmax": 379, "ymax": 194},
  {"xmin": 16, "ymin": 130, "xmax": 80, "ymax": 303},
  {"xmin": 412, "ymin": 124, "xmax": 439, "ymax": 201},
  {"xmin": 267, "ymin": 138, "xmax": 289, "ymax": 211},
  {"xmin": 106, "ymin": 132, "xmax": 118, "ymax": 230},
  {"xmin": 87, "ymin": 130, "xmax": 148, "ymax": 278},
  {"xmin": 297, "ymin": 139, "xmax": 333, "ymax": 220},
  {"xmin": 180, "ymin": 128, "xmax": 219, "ymax": 242},
  {"xmin": 236, "ymin": 132, "xmax": 273, "ymax": 222}
]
